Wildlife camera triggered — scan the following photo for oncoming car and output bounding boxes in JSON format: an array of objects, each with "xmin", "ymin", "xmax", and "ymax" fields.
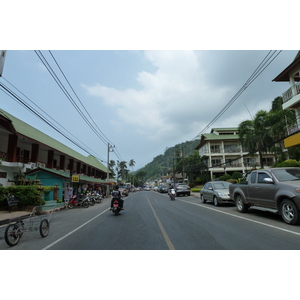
[{"xmin": 200, "ymin": 181, "xmax": 232, "ymax": 206}]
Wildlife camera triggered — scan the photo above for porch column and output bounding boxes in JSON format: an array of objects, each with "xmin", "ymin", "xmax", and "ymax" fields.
[
  {"xmin": 60, "ymin": 155, "xmax": 65, "ymax": 170},
  {"xmin": 31, "ymin": 143, "xmax": 39, "ymax": 162},
  {"xmin": 7, "ymin": 134, "xmax": 18, "ymax": 162},
  {"xmin": 47, "ymin": 150, "xmax": 54, "ymax": 168}
]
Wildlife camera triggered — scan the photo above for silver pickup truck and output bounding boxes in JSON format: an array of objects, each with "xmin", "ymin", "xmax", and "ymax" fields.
[{"xmin": 229, "ymin": 167, "xmax": 300, "ymax": 225}]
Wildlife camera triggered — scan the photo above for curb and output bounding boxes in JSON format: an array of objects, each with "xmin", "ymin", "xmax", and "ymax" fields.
[{"xmin": 0, "ymin": 205, "xmax": 66, "ymax": 226}]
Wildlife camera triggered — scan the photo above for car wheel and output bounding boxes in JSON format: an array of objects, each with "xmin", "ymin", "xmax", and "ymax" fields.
[
  {"xmin": 200, "ymin": 195, "xmax": 206, "ymax": 203},
  {"xmin": 213, "ymin": 196, "xmax": 219, "ymax": 206},
  {"xmin": 235, "ymin": 194, "xmax": 248, "ymax": 213},
  {"xmin": 280, "ymin": 199, "xmax": 300, "ymax": 225}
]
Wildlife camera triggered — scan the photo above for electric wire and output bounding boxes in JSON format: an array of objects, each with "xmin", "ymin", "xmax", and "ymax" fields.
[
  {"xmin": 0, "ymin": 81, "xmax": 107, "ymax": 163},
  {"xmin": 48, "ymin": 50, "xmax": 114, "ymax": 146},
  {"xmin": 34, "ymin": 50, "xmax": 109, "ymax": 146},
  {"xmin": 1, "ymin": 77, "xmax": 106, "ymax": 162},
  {"xmin": 192, "ymin": 50, "xmax": 282, "ymax": 140},
  {"xmin": 35, "ymin": 51, "xmax": 126, "ymax": 163}
]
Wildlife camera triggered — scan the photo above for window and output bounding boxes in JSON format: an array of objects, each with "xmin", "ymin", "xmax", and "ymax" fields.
[
  {"xmin": 257, "ymin": 172, "xmax": 272, "ymax": 183},
  {"xmin": 224, "ymin": 144, "xmax": 240, "ymax": 153},
  {"xmin": 0, "ymin": 172, "xmax": 7, "ymax": 178},
  {"xmin": 250, "ymin": 172, "xmax": 257, "ymax": 183},
  {"xmin": 210, "ymin": 145, "xmax": 220, "ymax": 153},
  {"xmin": 211, "ymin": 159, "xmax": 221, "ymax": 167}
]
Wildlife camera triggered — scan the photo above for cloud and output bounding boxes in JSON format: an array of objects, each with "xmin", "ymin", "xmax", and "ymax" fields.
[{"xmin": 82, "ymin": 50, "xmax": 233, "ymax": 143}]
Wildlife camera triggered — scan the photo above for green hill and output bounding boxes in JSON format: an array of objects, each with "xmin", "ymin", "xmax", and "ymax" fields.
[{"xmin": 139, "ymin": 140, "xmax": 200, "ymax": 181}]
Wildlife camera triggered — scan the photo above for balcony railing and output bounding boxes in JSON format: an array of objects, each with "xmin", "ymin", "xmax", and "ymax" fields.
[
  {"xmin": 282, "ymin": 82, "xmax": 300, "ymax": 103},
  {"xmin": 287, "ymin": 123, "xmax": 300, "ymax": 135}
]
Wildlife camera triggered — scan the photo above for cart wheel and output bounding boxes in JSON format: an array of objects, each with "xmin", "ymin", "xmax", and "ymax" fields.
[
  {"xmin": 5, "ymin": 224, "xmax": 21, "ymax": 247},
  {"xmin": 40, "ymin": 219, "xmax": 49, "ymax": 237}
]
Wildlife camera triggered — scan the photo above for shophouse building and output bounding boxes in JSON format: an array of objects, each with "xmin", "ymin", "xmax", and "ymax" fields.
[{"xmin": 0, "ymin": 109, "xmax": 110, "ymax": 200}]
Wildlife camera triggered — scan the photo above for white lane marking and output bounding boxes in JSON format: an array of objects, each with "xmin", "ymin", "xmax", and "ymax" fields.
[
  {"xmin": 178, "ymin": 199, "xmax": 300, "ymax": 237},
  {"xmin": 42, "ymin": 208, "xmax": 110, "ymax": 250}
]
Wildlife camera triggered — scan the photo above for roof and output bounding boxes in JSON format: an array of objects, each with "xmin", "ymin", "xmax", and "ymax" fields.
[
  {"xmin": 26, "ymin": 167, "xmax": 106, "ymax": 183},
  {"xmin": 194, "ymin": 128, "xmax": 239, "ymax": 150},
  {"xmin": 195, "ymin": 133, "xmax": 240, "ymax": 150},
  {"xmin": 272, "ymin": 52, "xmax": 300, "ymax": 82},
  {"xmin": 0, "ymin": 109, "xmax": 108, "ymax": 173}
]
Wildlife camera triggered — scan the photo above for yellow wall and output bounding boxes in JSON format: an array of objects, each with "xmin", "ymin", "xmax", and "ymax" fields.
[{"xmin": 284, "ymin": 132, "xmax": 300, "ymax": 148}]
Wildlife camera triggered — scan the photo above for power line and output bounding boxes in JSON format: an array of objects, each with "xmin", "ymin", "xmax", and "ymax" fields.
[
  {"xmin": 192, "ymin": 50, "xmax": 282, "ymax": 140},
  {"xmin": 34, "ymin": 50, "xmax": 111, "ymax": 146},
  {"xmin": 48, "ymin": 50, "xmax": 114, "ymax": 146},
  {"xmin": 0, "ymin": 81, "xmax": 107, "ymax": 163}
]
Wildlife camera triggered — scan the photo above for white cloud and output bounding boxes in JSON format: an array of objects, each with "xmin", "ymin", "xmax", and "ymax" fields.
[{"xmin": 82, "ymin": 50, "xmax": 233, "ymax": 143}]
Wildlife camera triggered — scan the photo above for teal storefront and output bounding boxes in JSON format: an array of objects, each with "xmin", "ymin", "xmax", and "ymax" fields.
[{"xmin": 26, "ymin": 167, "xmax": 106, "ymax": 201}]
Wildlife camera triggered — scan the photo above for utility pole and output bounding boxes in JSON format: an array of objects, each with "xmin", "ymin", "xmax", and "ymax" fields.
[
  {"xmin": 106, "ymin": 143, "xmax": 115, "ymax": 197},
  {"xmin": 0, "ymin": 50, "xmax": 7, "ymax": 77}
]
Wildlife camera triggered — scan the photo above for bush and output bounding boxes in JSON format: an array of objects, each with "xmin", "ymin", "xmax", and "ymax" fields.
[
  {"xmin": 232, "ymin": 172, "xmax": 243, "ymax": 179},
  {"xmin": 219, "ymin": 174, "xmax": 232, "ymax": 181},
  {"xmin": 276, "ymin": 159, "xmax": 300, "ymax": 167},
  {"xmin": 0, "ymin": 186, "xmax": 45, "ymax": 209}
]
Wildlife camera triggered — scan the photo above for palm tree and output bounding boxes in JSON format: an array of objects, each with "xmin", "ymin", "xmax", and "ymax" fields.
[
  {"xmin": 129, "ymin": 159, "xmax": 136, "ymax": 186},
  {"xmin": 109, "ymin": 160, "xmax": 116, "ymax": 178},
  {"xmin": 238, "ymin": 110, "xmax": 272, "ymax": 168},
  {"xmin": 118, "ymin": 161, "xmax": 128, "ymax": 182}
]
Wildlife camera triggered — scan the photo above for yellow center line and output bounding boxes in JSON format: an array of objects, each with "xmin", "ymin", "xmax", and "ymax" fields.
[{"xmin": 147, "ymin": 197, "xmax": 175, "ymax": 250}]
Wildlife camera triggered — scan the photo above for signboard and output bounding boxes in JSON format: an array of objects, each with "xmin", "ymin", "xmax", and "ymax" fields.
[
  {"xmin": 0, "ymin": 51, "xmax": 7, "ymax": 77},
  {"xmin": 72, "ymin": 175, "xmax": 80, "ymax": 182}
]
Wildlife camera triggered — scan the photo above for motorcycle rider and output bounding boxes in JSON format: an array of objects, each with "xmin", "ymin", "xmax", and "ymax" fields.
[
  {"xmin": 168, "ymin": 184, "xmax": 174, "ymax": 195},
  {"xmin": 110, "ymin": 185, "xmax": 124, "ymax": 210}
]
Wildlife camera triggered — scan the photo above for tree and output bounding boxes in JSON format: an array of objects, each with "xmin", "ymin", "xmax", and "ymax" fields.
[
  {"xmin": 109, "ymin": 160, "xmax": 116, "ymax": 178},
  {"xmin": 238, "ymin": 110, "xmax": 272, "ymax": 168},
  {"xmin": 129, "ymin": 159, "xmax": 136, "ymax": 186}
]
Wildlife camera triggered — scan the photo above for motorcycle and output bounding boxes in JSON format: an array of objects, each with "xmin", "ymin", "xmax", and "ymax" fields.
[
  {"xmin": 68, "ymin": 194, "xmax": 89, "ymax": 209},
  {"xmin": 111, "ymin": 199, "xmax": 122, "ymax": 216},
  {"xmin": 91, "ymin": 192, "xmax": 103, "ymax": 203},
  {"xmin": 86, "ymin": 192, "xmax": 95, "ymax": 206},
  {"xmin": 169, "ymin": 188, "xmax": 176, "ymax": 201}
]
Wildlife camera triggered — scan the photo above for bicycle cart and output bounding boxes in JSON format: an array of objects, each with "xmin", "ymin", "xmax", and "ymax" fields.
[{"xmin": 4, "ymin": 204, "xmax": 56, "ymax": 247}]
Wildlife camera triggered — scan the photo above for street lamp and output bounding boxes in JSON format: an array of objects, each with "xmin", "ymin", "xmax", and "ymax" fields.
[{"xmin": 223, "ymin": 163, "xmax": 226, "ymax": 174}]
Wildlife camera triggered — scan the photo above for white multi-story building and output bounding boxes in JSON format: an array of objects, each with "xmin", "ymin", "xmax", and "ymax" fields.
[
  {"xmin": 273, "ymin": 52, "xmax": 300, "ymax": 148},
  {"xmin": 195, "ymin": 128, "xmax": 276, "ymax": 179}
]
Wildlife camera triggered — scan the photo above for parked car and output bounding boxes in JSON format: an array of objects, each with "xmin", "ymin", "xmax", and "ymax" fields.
[
  {"xmin": 159, "ymin": 184, "xmax": 169, "ymax": 193},
  {"xmin": 174, "ymin": 183, "xmax": 190, "ymax": 196},
  {"xmin": 229, "ymin": 167, "xmax": 300, "ymax": 225},
  {"xmin": 119, "ymin": 187, "xmax": 129, "ymax": 196},
  {"xmin": 200, "ymin": 181, "xmax": 232, "ymax": 206}
]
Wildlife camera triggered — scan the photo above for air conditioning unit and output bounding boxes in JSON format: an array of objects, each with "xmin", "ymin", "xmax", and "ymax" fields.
[
  {"xmin": 37, "ymin": 162, "xmax": 46, "ymax": 168},
  {"xmin": 29, "ymin": 162, "xmax": 36, "ymax": 169}
]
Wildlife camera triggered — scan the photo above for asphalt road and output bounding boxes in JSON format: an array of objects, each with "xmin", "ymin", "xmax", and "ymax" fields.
[{"xmin": 1, "ymin": 191, "xmax": 300, "ymax": 250}]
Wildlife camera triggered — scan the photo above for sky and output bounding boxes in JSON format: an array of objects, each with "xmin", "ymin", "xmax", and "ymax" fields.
[
  {"xmin": 0, "ymin": 50, "xmax": 298, "ymax": 170},
  {"xmin": 2, "ymin": 1, "xmax": 299, "ymax": 295}
]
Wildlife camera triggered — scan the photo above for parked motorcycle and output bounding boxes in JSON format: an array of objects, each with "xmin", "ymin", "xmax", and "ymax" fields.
[
  {"xmin": 169, "ymin": 188, "xmax": 176, "ymax": 201},
  {"xmin": 91, "ymin": 192, "xmax": 102, "ymax": 203},
  {"xmin": 86, "ymin": 192, "xmax": 95, "ymax": 206},
  {"xmin": 68, "ymin": 194, "xmax": 89, "ymax": 209}
]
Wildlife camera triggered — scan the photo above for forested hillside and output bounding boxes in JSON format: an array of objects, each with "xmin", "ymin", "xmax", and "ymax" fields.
[{"xmin": 139, "ymin": 140, "xmax": 200, "ymax": 181}]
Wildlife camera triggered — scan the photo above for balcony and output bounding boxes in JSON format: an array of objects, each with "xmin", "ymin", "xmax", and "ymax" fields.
[{"xmin": 282, "ymin": 82, "xmax": 300, "ymax": 103}]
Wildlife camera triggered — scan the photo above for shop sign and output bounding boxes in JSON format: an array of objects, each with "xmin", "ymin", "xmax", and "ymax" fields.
[{"xmin": 72, "ymin": 175, "xmax": 80, "ymax": 182}]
